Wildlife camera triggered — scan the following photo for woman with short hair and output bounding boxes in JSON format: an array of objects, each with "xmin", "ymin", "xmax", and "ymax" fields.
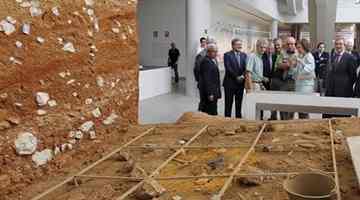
[{"xmin": 294, "ymin": 39, "xmax": 316, "ymax": 119}]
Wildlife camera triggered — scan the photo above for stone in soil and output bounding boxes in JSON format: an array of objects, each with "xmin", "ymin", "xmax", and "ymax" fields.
[
  {"xmin": 32, "ymin": 149, "xmax": 53, "ymax": 166},
  {"xmin": 15, "ymin": 132, "xmax": 38, "ymax": 155}
]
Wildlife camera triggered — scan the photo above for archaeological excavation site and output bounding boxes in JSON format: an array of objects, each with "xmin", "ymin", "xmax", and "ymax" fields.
[{"xmin": 1, "ymin": 0, "xmax": 360, "ymax": 200}]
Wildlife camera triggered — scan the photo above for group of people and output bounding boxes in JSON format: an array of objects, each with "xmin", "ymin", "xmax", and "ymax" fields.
[{"xmin": 193, "ymin": 36, "xmax": 360, "ymax": 120}]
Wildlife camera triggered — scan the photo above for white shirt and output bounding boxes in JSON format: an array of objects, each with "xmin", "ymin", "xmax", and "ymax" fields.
[{"xmin": 197, "ymin": 47, "xmax": 205, "ymax": 55}]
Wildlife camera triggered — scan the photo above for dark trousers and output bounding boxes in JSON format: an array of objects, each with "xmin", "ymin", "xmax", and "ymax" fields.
[
  {"xmin": 171, "ymin": 63, "xmax": 179, "ymax": 83},
  {"xmin": 323, "ymin": 114, "xmax": 351, "ymax": 119},
  {"xmin": 279, "ymin": 79, "xmax": 295, "ymax": 120},
  {"xmin": 224, "ymin": 87, "xmax": 244, "ymax": 118},
  {"xmin": 198, "ymin": 86, "xmax": 205, "ymax": 112},
  {"xmin": 203, "ymin": 98, "xmax": 218, "ymax": 116},
  {"xmin": 316, "ymin": 78, "xmax": 326, "ymax": 96}
]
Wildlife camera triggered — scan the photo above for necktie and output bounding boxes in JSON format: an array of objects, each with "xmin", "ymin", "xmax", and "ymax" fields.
[
  {"xmin": 335, "ymin": 54, "xmax": 341, "ymax": 63},
  {"xmin": 236, "ymin": 52, "xmax": 241, "ymax": 66}
]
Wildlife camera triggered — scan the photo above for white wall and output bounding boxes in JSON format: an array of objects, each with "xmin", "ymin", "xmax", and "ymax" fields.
[
  {"xmin": 137, "ymin": 0, "xmax": 186, "ymax": 77},
  {"xmin": 210, "ymin": 0, "xmax": 271, "ymax": 70},
  {"xmin": 336, "ymin": 0, "xmax": 360, "ymax": 23}
]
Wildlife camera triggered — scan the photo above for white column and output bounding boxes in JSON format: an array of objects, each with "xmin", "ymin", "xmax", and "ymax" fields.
[
  {"xmin": 271, "ymin": 20, "xmax": 279, "ymax": 39},
  {"xmin": 186, "ymin": 0, "xmax": 211, "ymax": 97},
  {"xmin": 309, "ymin": 0, "xmax": 338, "ymax": 50}
]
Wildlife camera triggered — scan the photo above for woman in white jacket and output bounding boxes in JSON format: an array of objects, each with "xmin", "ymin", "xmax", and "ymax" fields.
[{"xmin": 294, "ymin": 39, "xmax": 316, "ymax": 119}]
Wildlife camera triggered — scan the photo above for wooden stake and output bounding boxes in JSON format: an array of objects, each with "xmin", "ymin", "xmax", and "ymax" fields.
[
  {"xmin": 328, "ymin": 120, "xmax": 342, "ymax": 200},
  {"xmin": 216, "ymin": 123, "xmax": 267, "ymax": 199},
  {"xmin": 116, "ymin": 125, "xmax": 208, "ymax": 200}
]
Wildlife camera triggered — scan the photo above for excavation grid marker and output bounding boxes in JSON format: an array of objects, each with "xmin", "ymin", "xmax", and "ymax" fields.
[
  {"xmin": 116, "ymin": 125, "xmax": 209, "ymax": 200},
  {"xmin": 32, "ymin": 120, "xmax": 343, "ymax": 200}
]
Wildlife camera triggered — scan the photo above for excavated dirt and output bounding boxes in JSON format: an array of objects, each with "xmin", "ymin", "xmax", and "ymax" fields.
[
  {"xmin": 4, "ymin": 113, "xmax": 358, "ymax": 200},
  {"xmin": 0, "ymin": 0, "xmax": 138, "ymax": 199}
]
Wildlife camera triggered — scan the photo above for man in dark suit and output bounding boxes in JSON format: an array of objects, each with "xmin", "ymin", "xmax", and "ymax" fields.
[
  {"xmin": 313, "ymin": 42, "xmax": 330, "ymax": 96},
  {"xmin": 355, "ymin": 74, "xmax": 360, "ymax": 98},
  {"xmin": 199, "ymin": 44, "xmax": 221, "ymax": 115},
  {"xmin": 168, "ymin": 42, "xmax": 180, "ymax": 83},
  {"xmin": 223, "ymin": 38, "xmax": 247, "ymax": 118},
  {"xmin": 268, "ymin": 38, "xmax": 283, "ymax": 120},
  {"xmin": 324, "ymin": 38, "xmax": 358, "ymax": 118}
]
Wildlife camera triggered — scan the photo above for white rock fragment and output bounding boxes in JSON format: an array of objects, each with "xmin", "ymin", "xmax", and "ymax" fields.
[
  {"xmin": 172, "ymin": 196, "xmax": 182, "ymax": 200},
  {"xmin": 178, "ymin": 140, "xmax": 186, "ymax": 145},
  {"xmin": 89, "ymin": 131, "xmax": 96, "ymax": 140},
  {"xmin": 57, "ymin": 37, "xmax": 64, "ymax": 44},
  {"xmin": 0, "ymin": 20, "xmax": 16, "ymax": 35},
  {"xmin": 15, "ymin": 41, "xmax": 23, "ymax": 48},
  {"xmin": 9, "ymin": 57, "xmax": 23, "ymax": 65},
  {"xmin": 79, "ymin": 121, "xmax": 94, "ymax": 132},
  {"xmin": 14, "ymin": 103, "xmax": 23, "ymax": 107},
  {"xmin": 87, "ymin": 30, "xmax": 94, "ymax": 37},
  {"xmin": 20, "ymin": 1, "xmax": 32, "ymax": 8},
  {"xmin": 67, "ymin": 20, "xmax": 72, "ymax": 24},
  {"xmin": 93, "ymin": 18, "xmax": 99, "ymax": 32},
  {"xmin": 85, "ymin": 98, "xmax": 93, "ymax": 105},
  {"xmin": 0, "ymin": 93, "xmax": 8, "ymax": 99},
  {"xmin": 127, "ymin": 26, "xmax": 134, "ymax": 35},
  {"xmin": 62, "ymin": 42, "xmax": 76, "ymax": 53},
  {"xmin": 66, "ymin": 79, "xmax": 76, "ymax": 85},
  {"xmin": 87, "ymin": 8, "xmax": 94, "ymax": 16},
  {"xmin": 121, "ymin": 33, "xmax": 127, "ymax": 40},
  {"xmin": 30, "ymin": 6, "xmax": 43, "ymax": 17},
  {"xmin": 54, "ymin": 146, "xmax": 61, "ymax": 155},
  {"xmin": 90, "ymin": 44, "xmax": 98, "ymax": 52},
  {"xmin": 22, "ymin": 23, "xmax": 31, "ymax": 35},
  {"xmin": 85, "ymin": 0, "xmax": 95, "ymax": 7},
  {"xmin": 59, "ymin": 72, "xmax": 67, "ymax": 78},
  {"xmin": 72, "ymin": 92, "xmax": 78, "ymax": 97},
  {"xmin": 75, "ymin": 131, "xmax": 83, "ymax": 139},
  {"xmin": 6, "ymin": 16, "xmax": 17, "ymax": 24},
  {"xmin": 48, "ymin": 100, "xmax": 57, "ymax": 107},
  {"xmin": 112, "ymin": 28, "xmax": 120, "ymax": 33},
  {"xmin": 36, "ymin": 36, "xmax": 45, "ymax": 44},
  {"xmin": 92, "ymin": 108, "xmax": 101, "ymax": 118},
  {"xmin": 16, "ymin": 0, "xmax": 23, "ymax": 3},
  {"xmin": 32, "ymin": 149, "xmax": 53, "ymax": 166},
  {"xmin": 15, "ymin": 132, "xmax": 38, "ymax": 155},
  {"xmin": 35, "ymin": 92, "xmax": 50, "ymax": 106},
  {"xmin": 39, "ymin": 80, "xmax": 45, "ymax": 85},
  {"xmin": 103, "ymin": 113, "xmax": 118, "ymax": 125},
  {"xmin": 96, "ymin": 76, "xmax": 105, "ymax": 87},
  {"xmin": 84, "ymin": 83, "xmax": 90, "ymax": 88},
  {"xmin": 68, "ymin": 131, "xmax": 76, "ymax": 138},
  {"xmin": 51, "ymin": 7, "xmax": 60, "ymax": 16},
  {"xmin": 37, "ymin": 109, "xmax": 47, "ymax": 116}
]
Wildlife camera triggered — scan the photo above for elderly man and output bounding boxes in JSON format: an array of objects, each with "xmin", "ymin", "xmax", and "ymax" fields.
[
  {"xmin": 274, "ymin": 36, "xmax": 298, "ymax": 120},
  {"xmin": 199, "ymin": 44, "xmax": 221, "ymax": 115},
  {"xmin": 325, "ymin": 38, "xmax": 358, "ymax": 118},
  {"xmin": 223, "ymin": 38, "xmax": 247, "ymax": 118},
  {"xmin": 345, "ymin": 40, "xmax": 360, "ymax": 67},
  {"xmin": 194, "ymin": 38, "xmax": 215, "ymax": 112},
  {"xmin": 246, "ymin": 39, "xmax": 269, "ymax": 120}
]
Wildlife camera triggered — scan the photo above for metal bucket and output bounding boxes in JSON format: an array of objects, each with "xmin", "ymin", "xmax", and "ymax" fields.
[{"xmin": 283, "ymin": 173, "xmax": 336, "ymax": 200}]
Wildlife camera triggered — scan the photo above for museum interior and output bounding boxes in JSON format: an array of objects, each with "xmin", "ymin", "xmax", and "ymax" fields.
[{"xmin": 1, "ymin": 0, "xmax": 360, "ymax": 200}]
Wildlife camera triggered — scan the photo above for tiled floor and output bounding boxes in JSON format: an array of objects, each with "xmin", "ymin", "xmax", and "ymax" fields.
[{"xmin": 139, "ymin": 79, "xmax": 322, "ymax": 124}]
